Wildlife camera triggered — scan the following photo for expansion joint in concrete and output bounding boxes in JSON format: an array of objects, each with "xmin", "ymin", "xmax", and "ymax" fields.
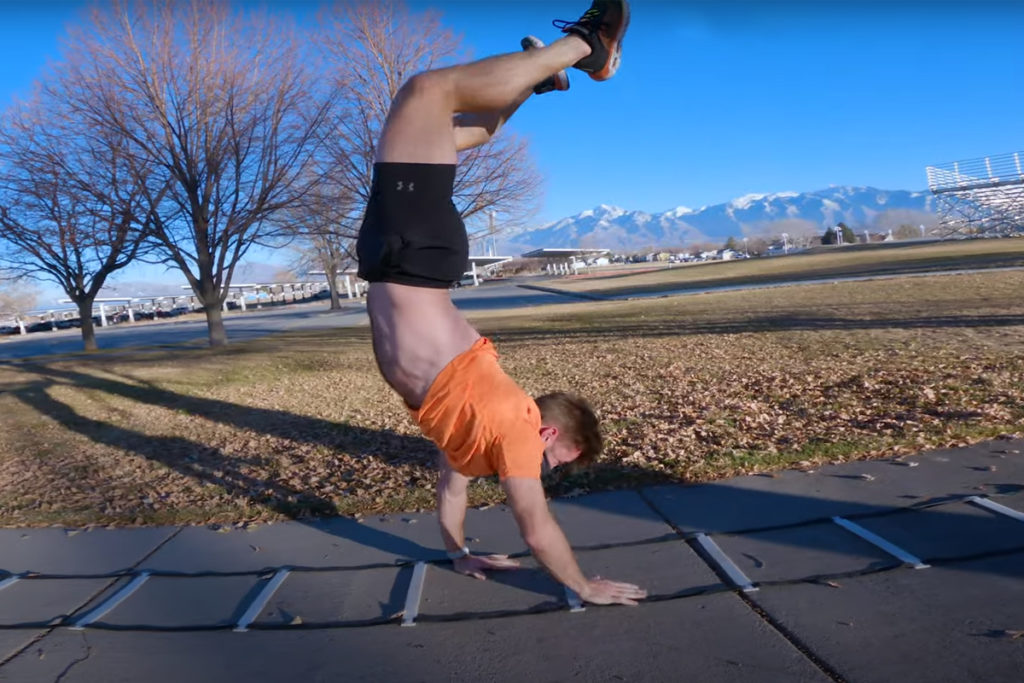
[{"xmin": 736, "ymin": 590, "xmax": 850, "ymax": 683}]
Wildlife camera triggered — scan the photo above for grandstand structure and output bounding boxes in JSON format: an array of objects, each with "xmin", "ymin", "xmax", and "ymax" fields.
[{"xmin": 926, "ymin": 151, "xmax": 1024, "ymax": 236}]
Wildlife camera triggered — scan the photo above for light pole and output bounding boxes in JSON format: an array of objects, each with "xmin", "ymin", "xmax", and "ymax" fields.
[{"xmin": 742, "ymin": 236, "xmax": 749, "ymax": 257}]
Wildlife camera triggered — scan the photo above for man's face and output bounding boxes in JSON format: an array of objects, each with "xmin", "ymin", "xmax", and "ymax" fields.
[{"xmin": 540, "ymin": 425, "xmax": 581, "ymax": 473}]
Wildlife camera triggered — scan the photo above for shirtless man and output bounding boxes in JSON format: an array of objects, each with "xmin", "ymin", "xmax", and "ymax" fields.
[{"xmin": 356, "ymin": 0, "xmax": 645, "ymax": 606}]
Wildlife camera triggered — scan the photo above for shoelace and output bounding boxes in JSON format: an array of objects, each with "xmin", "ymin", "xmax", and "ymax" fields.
[{"xmin": 552, "ymin": 7, "xmax": 602, "ymax": 32}]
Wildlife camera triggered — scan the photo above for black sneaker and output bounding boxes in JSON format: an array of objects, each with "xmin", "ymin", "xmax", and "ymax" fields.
[
  {"xmin": 553, "ymin": 0, "xmax": 630, "ymax": 81},
  {"xmin": 521, "ymin": 35, "xmax": 569, "ymax": 94}
]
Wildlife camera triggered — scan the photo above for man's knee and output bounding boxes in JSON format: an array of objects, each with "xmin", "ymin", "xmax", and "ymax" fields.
[{"xmin": 397, "ymin": 70, "xmax": 452, "ymax": 105}]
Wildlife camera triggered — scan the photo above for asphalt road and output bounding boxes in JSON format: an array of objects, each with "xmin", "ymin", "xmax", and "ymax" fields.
[
  {"xmin": 5, "ymin": 267, "xmax": 1019, "ymax": 360},
  {"xmin": 0, "ymin": 282, "xmax": 581, "ymax": 360},
  {"xmin": 0, "ymin": 302, "xmax": 366, "ymax": 360}
]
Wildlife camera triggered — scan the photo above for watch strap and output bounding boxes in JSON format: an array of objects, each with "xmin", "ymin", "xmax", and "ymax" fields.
[{"xmin": 446, "ymin": 546, "xmax": 470, "ymax": 560}]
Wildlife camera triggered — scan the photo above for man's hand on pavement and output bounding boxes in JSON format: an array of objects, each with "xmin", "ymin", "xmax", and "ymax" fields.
[
  {"xmin": 580, "ymin": 577, "xmax": 647, "ymax": 606},
  {"xmin": 453, "ymin": 553, "xmax": 521, "ymax": 580}
]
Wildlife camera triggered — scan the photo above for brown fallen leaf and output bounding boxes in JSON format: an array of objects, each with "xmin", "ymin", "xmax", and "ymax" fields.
[{"xmin": 290, "ymin": 616, "xmax": 303, "ymax": 626}]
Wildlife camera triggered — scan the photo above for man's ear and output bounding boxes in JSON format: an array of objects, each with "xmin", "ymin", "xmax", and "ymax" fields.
[{"xmin": 539, "ymin": 424, "xmax": 559, "ymax": 444}]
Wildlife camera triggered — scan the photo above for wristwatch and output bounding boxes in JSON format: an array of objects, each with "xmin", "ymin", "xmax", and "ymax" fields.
[{"xmin": 446, "ymin": 546, "xmax": 470, "ymax": 560}]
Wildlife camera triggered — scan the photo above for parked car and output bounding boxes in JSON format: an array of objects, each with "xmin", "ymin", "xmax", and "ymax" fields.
[{"xmin": 452, "ymin": 275, "xmax": 485, "ymax": 288}]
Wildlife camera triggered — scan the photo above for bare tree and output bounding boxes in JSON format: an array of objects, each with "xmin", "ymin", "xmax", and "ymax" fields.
[
  {"xmin": 289, "ymin": 235, "xmax": 353, "ymax": 311},
  {"xmin": 870, "ymin": 209, "xmax": 938, "ymax": 238},
  {"xmin": 0, "ymin": 274, "xmax": 38, "ymax": 332},
  {"xmin": 0, "ymin": 83, "xmax": 159, "ymax": 351},
  {"xmin": 282, "ymin": 175, "xmax": 359, "ymax": 310},
  {"xmin": 317, "ymin": 1, "xmax": 541, "ymax": 260},
  {"xmin": 751, "ymin": 219, "xmax": 822, "ymax": 250},
  {"xmin": 60, "ymin": 0, "xmax": 337, "ymax": 346}
]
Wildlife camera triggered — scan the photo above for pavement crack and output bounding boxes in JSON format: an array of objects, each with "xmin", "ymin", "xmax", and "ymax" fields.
[
  {"xmin": 737, "ymin": 591, "xmax": 849, "ymax": 683},
  {"xmin": 53, "ymin": 632, "xmax": 92, "ymax": 683}
]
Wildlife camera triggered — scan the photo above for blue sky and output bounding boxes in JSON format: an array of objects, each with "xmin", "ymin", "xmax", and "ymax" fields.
[{"xmin": 2, "ymin": 0, "xmax": 1023, "ymax": 297}]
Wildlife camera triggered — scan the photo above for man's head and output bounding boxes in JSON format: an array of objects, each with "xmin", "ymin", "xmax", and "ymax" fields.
[{"xmin": 535, "ymin": 392, "xmax": 602, "ymax": 473}]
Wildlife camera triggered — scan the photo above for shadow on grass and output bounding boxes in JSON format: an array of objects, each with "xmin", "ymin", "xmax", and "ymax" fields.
[
  {"xmin": 14, "ymin": 362, "xmax": 435, "ymax": 464},
  {"xmin": 11, "ymin": 377, "xmax": 336, "ymax": 519},
  {"xmin": 6, "ymin": 364, "xmax": 436, "ymax": 526},
  {"xmin": 4, "ymin": 368, "xmax": 451, "ymax": 564}
]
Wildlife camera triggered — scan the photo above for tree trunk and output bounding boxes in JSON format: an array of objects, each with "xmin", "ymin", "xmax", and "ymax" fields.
[
  {"xmin": 204, "ymin": 301, "xmax": 227, "ymax": 347},
  {"xmin": 326, "ymin": 270, "xmax": 341, "ymax": 310},
  {"xmin": 77, "ymin": 299, "xmax": 98, "ymax": 352}
]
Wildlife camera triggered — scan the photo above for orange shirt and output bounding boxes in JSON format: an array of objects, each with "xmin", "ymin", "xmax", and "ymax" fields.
[{"xmin": 411, "ymin": 337, "xmax": 544, "ymax": 480}]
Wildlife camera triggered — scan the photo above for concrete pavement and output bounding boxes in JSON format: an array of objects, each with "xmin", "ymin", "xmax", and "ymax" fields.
[{"xmin": 1, "ymin": 438, "xmax": 1022, "ymax": 682}]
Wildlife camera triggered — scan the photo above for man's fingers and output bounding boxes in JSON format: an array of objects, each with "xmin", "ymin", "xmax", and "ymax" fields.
[
  {"xmin": 583, "ymin": 578, "xmax": 648, "ymax": 605},
  {"xmin": 482, "ymin": 557, "xmax": 520, "ymax": 570},
  {"xmin": 608, "ymin": 581, "xmax": 641, "ymax": 591},
  {"xmin": 602, "ymin": 580, "xmax": 645, "ymax": 596}
]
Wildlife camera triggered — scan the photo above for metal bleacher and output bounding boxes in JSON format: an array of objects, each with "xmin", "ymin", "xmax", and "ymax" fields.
[{"xmin": 926, "ymin": 152, "xmax": 1024, "ymax": 235}]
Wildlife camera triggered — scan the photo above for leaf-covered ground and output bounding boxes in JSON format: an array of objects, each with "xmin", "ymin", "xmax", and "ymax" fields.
[{"xmin": 1, "ymin": 270, "xmax": 1022, "ymax": 527}]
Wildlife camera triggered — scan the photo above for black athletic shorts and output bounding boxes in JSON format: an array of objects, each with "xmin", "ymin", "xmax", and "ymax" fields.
[{"xmin": 356, "ymin": 162, "xmax": 468, "ymax": 288}]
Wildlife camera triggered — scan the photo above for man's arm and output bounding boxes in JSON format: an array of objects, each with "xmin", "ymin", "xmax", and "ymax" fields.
[
  {"xmin": 502, "ymin": 477, "xmax": 647, "ymax": 605},
  {"xmin": 437, "ymin": 452, "xmax": 519, "ymax": 579},
  {"xmin": 437, "ymin": 451, "xmax": 471, "ymax": 553}
]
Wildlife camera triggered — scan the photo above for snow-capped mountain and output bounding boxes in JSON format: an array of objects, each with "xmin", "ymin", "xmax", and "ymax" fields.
[{"xmin": 500, "ymin": 187, "xmax": 937, "ymax": 252}]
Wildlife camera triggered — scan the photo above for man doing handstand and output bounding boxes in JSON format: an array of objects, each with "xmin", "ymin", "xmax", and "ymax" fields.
[{"xmin": 356, "ymin": 0, "xmax": 645, "ymax": 607}]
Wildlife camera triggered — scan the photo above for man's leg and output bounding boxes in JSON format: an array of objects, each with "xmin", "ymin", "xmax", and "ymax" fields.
[
  {"xmin": 452, "ymin": 35, "xmax": 569, "ymax": 152},
  {"xmin": 362, "ymin": 0, "xmax": 630, "ymax": 405},
  {"xmin": 452, "ymin": 86, "xmax": 534, "ymax": 152},
  {"xmin": 376, "ymin": 37, "xmax": 589, "ymax": 164}
]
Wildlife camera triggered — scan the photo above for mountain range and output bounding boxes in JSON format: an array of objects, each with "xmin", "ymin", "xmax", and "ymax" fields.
[{"xmin": 498, "ymin": 186, "xmax": 938, "ymax": 253}]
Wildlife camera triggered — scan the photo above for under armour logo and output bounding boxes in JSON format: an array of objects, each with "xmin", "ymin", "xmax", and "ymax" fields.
[{"xmin": 396, "ymin": 181, "xmax": 415, "ymax": 192}]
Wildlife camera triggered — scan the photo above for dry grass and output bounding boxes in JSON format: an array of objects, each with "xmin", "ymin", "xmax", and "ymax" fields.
[
  {"xmin": 1, "ymin": 270, "xmax": 1023, "ymax": 527},
  {"xmin": 548, "ymin": 238, "xmax": 1024, "ymax": 297}
]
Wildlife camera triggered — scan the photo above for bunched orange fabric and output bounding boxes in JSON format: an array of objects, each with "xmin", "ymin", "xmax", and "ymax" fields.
[{"xmin": 410, "ymin": 338, "xmax": 544, "ymax": 479}]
